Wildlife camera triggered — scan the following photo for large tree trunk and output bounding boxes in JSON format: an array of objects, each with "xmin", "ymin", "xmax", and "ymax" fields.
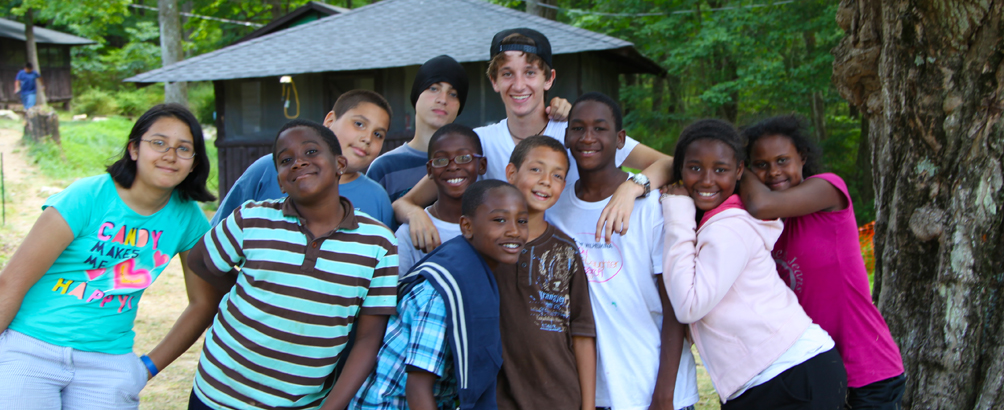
[
  {"xmin": 526, "ymin": 0, "xmax": 557, "ymax": 21},
  {"xmin": 832, "ymin": 1, "xmax": 1004, "ymax": 408},
  {"xmin": 23, "ymin": 9, "xmax": 46, "ymax": 107},
  {"xmin": 158, "ymin": 0, "xmax": 187, "ymax": 106}
]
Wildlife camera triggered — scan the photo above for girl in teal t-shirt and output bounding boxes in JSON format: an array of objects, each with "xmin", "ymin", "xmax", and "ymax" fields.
[{"xmin": 0, "ymin": 104, "xmax": 220, "ymax": 409}]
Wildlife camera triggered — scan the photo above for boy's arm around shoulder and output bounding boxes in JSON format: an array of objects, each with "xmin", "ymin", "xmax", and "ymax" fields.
[
  {"xmin": 392, "ymin": 177, "xmax": 441, "ymax": 253},
  {"xmin": 661, "ymin": 196, "xmax": 755, "ymax": 324}
]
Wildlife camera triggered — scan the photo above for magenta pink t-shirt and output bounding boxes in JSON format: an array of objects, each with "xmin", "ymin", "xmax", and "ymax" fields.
[{"xmin": 771, "ymin": 173, "xmax": 903, "ymax": 388}]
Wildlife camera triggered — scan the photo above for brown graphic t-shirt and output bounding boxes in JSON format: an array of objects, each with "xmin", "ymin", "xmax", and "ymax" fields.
[{"xmin": 494, "ymin": 223, "xmax": 596, "ymax": 410}]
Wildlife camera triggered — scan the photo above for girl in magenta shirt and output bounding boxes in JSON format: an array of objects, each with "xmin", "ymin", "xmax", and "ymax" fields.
[{"xmin": 740, "ymin": 115, "xmax": 905, "ymax": 409}]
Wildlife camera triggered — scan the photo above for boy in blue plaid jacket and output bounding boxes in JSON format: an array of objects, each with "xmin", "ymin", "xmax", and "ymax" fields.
[{"xmin": 349, "ymin": 180, "xmax": 530, "ymax": 410}]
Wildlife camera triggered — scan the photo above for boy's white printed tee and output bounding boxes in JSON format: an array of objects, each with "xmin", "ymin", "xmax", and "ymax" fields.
[
  {"xmin": 475, "ymin": 119, "xmax": 640, "ymax": 183},
  {"xmin": 546, "ymin": 176, "xmax": 700, "ymax": 410}
]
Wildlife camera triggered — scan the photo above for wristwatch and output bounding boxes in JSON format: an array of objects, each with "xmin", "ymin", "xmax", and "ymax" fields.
[{"xmin": 628, "ymin": 174, "xmax": 651, "ymax": 198}]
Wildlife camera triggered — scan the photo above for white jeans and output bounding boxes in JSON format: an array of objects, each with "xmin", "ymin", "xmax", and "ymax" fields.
[{"xmin": 0, "ymin": 329, "xmax": 149, "ymax": 409}]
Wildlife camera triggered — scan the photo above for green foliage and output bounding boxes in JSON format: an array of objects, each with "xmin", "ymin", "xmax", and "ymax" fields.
[
  {"xmin": 189, "ymin": 82, "xmax": 216, "ymax": 125},
  {"xmin": 25, "ymin": 117, "xmax": 133, "ymax": 181},
  {"xmin": 822, "ymin": 114, "xmax": 875, "ymax": 225},
  {"xmin": 491, "ymin": 0, "xmax": 870, "ymax": 217},
  {"xmin": 113, "ymin": 87, "xmax": 166, "ymax": 118},
  {"xmin": 73, "ymin": 88, "xmax": 119, "ymax": 117}
]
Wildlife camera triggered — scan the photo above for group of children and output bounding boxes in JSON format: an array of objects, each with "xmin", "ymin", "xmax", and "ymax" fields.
[{"xmin": 0, "ymin": 26, "xmax": 905, "ymax": 410}]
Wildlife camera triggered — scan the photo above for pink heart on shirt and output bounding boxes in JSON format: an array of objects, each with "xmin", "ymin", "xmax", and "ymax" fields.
[
  {"xmin": 112, "ymin": 259, "xmax": 152, "ymax": 290},
  {"xmin": 85, "ymin": 268, "xmax": 106, "ymax": 280},
  {"xmin": 153, "ymin": 251, "xmax": 170, "ymax": 267}
]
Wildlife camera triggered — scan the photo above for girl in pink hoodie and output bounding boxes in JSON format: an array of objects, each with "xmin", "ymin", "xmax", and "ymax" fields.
[
  {"xmin": 661, "ymin": 119, "xmax": 847, "ymax": 409},
  {"xmin": 741, "ymin": 115, "xmax": 904, "ymax": 409}
]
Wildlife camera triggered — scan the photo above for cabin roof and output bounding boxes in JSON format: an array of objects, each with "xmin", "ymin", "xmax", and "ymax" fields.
[
  {"xmin": 125, "ymin": 0, "xmax": 662, "ymax": 83},
  {"xmin": 0, "ymin": 17, "xmax": 96, "ymax": 45},
  {"xmin": 234, "ymin": 1, "xmax": 348, "ymax": 44}
]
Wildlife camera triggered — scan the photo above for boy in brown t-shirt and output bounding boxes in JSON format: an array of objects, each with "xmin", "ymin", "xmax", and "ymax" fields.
[{"xmin": 497, "ymin": 135, "xmax": 596, "ymax": 410}]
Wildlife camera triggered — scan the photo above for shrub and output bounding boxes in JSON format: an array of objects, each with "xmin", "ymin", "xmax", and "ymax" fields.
[
  {"xmin": 189, "ymin": 82, "xmax": 216, "ymax": 125},
  {"xmin": 115, "ymin": 88, "xmax": 164, "ymax": 118},
  {"xmin": 73, "ymin": 88, "xmax": 119, "ymax": 116}
]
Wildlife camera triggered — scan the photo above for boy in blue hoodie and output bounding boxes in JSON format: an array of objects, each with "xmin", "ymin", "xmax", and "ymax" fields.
[{"xmin": 350, "ymin": 180, "xmax": 529, "ymax": 410}]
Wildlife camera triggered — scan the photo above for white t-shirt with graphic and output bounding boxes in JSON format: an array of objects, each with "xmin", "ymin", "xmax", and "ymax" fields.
[
  {"xmin": 394, "ymin": 208, "xmax": 462, "ymax": 276},
  {"xmin": 546, "ymin": 175, "xmax": 699, "ymax": 410},
  {"xmin": 475, "ymin": 119, "xmax": 640, "ymax": 183}
]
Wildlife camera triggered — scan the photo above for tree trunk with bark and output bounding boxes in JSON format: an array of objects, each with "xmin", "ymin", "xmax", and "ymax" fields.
[
  {"xmin": 159, "ymin": 0, "xmax": 187, "ymax": 106},
  {"xmin": 22, "ymin": 8, "xmax": 58, "ymax": 143},
  {"xmin": 832, "ymin": 1, "xmax": 1004, "ymax": 408},
  {"xmin": 23, "ymin": 9, "xmax": 46, "ymax": 107},
  {"xmin": 526, "ymin": 0, "xmax": 557, "ymax": 21}
]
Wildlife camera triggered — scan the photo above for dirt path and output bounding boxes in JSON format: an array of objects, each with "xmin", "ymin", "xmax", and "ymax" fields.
[
  {"xmin": 0, "ymin": 127, "xmax": 199, "ymax": 409},
  {"xmin": 0, "ymin": 128, "xmax": 57, "ymax": 253}
]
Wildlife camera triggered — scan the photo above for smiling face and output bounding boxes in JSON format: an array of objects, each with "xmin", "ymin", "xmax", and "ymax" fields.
[
  {"xmin": 565, "ymin": 100, "xmax": 625, "ymax": 172},
  {"xmin": 680, "ymin": 138, "xmax": 744, "ymax": 211},
  {"xmin": 749, "ymin": 134, "xmax": 805, "ymax": 191},
  {"xmin": 505, "ymin": 146, "xmax": 568, "ymax": 213},
  {"xmin": 128, "ymin": 116, "xmax": 197, "ymax": 192},
  {"xmin": 415, "ymin": 82, "xmax": 460, "ymax": 130},
  {"xmin": 427, "ymin": 133, "xmax": 486, "ymax": 200},
  {"xmin": 461, "ymin": 187, "xmax": 529, "ymax": 267},
  {"xmin": 274, "ymin": 127, "xmax": 346, "ymax": 203},
  {"xmin": 490, "ymin": 52, "xmax": 555, "ymax": 118},
  {"xmin": 323, "ymin": 102, "xmax": 390, "ymax": 173}
]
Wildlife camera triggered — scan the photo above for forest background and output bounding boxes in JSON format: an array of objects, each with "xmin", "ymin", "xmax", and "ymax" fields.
[{"xmin": 0, "ymin": 0, "xmax": 872, "ymax": 223}]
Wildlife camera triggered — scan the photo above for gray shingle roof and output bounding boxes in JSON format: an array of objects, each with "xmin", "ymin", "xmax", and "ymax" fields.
[
  {"xmin": 0, "ymin": 17, "xmax": 96, "ymax": 45},
  {"xmin": 126, "ymin": 0, "xmax": 660, "ymax": 83}
]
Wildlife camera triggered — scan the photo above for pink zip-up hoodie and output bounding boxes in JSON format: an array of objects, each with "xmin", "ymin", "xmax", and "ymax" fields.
[{"xmin": 662, "ymin": 194, "xmax": 811, "ymax": 402}]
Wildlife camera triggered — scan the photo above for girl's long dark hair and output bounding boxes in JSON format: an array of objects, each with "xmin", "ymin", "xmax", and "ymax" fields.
[{"xmin": 106, "ymin": 103, "xmax": 216, "ymax": 202}]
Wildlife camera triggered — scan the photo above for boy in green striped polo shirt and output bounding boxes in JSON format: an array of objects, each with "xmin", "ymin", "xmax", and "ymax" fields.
[{"xmin": 178, "ymin": 119, "xmax": 399, "ymax": 410}]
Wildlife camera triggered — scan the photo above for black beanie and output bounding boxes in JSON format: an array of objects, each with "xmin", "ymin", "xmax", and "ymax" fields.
[
  {"xmin": 410, "ymin": 55, "xmax": 470, "ymax": 116},
  {"xmin": 490, "ymin": 28, "xmax": 553, "ymax": 69}
]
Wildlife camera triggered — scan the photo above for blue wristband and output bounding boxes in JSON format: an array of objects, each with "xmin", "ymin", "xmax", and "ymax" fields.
[{"xmin": 140, "ymin": 354, "xmax": 159, "ymax": 377}]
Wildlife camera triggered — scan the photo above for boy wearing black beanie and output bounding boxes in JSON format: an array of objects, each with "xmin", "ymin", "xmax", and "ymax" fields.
[{"xmin": 367, "ymin": 55, "xmax": 469, "ymax": 203}]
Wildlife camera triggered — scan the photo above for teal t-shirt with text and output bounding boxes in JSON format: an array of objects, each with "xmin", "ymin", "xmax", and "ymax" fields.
[{"xmin": 9, "ymin": 174, "xmax": 211, "ymax": 354}]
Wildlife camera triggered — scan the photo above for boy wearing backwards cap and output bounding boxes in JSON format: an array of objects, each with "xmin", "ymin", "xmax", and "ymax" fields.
[
  {"xmin": 369, "ymin": 55, "xmax": 571, "ymax": 204},
  {"xmin": 394, "ymin": 28, "xmax": 670, "ymax": 252}
]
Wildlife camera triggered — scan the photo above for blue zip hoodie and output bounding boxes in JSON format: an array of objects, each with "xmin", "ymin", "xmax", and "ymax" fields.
[{"xmin": 399, "ymin": 236, "xmax": 502, "ymax": 410}]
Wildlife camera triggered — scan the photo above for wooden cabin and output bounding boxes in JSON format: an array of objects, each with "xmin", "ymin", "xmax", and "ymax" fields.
[
  {"xmin": 0, "ymin": 17, "xmax": 95, "ymax": 109},
  {"xmin": 127, "ymin": 0, "xmax": 663, "ymax": 199}
]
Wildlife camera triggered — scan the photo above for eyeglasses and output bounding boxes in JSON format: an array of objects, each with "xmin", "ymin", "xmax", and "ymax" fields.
[
  {"xmin": 428, "ymin": 154, "xmax": 482, "ymax": 168},
  {"xmin": 142, "ymin": 139, "xmax": 196, "ymax": 159}
]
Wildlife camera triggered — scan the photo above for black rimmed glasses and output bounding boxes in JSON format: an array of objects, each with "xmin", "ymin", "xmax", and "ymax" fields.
[
  {"xmin": 142, "ymin": 139, "xmax": 196, "ymax": 159},
  {"xmin": 428, "ymin": 154, "xmax": 482, "ymax": 168}
]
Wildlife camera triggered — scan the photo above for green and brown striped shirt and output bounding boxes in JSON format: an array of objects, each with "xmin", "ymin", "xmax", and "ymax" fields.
[{"xmin": 190, "ymin": 197, "xmax": 398, "ymax": 409}]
